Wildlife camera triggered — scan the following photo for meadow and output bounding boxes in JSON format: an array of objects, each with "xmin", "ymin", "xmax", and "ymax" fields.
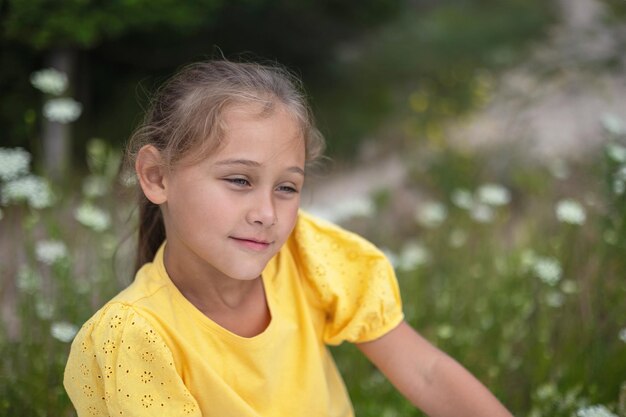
[
  {"xmin": 331, "ymin": 129, "xmax": 626, "ymax": 417},
  {"xmin": 1, "ymin": 78, "xmax": 625, "ymax": 417}
]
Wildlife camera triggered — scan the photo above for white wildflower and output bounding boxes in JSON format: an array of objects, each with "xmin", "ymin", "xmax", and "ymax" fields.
[
  {"xmin": 606, "ymin": 143, "xmax": 626, "ymax": 163},
  {"xmin": 450, "ymin": 188, "xmax": 474, "ymax": 210},
  {"xmin": 35, "ymin": 240, "xmax": 68, "ymax": 265},
  {"xmin": 576, "ymin": 404, "xmax": 618, "ymax": 417},
  {"xmin": 477, "ymin": 183, "xmax": 511, "ymax": 206},
  {"xmin": 397, "ymin": 241, "xmax": 430, "ymax": 270},
  {"xmin": 619, "ymin": 328, "xmax": 626, "ymax": 343},
  {"xmin": 30, "ymin": 68, "xmax": 68, "ymax": 95},
  {"xmin": 470, "ymin": 203, "xmax": 494, "ymax": 223},
  {"xmin": 601, "ymin": 113, "xmax": 625, "ymax": 136},
  {"xmin": 35, "ymin": 300, "xmax": 55, "ymax": 320},
  {"xmin": 43, "ymin": 98, "xmax": 82, "ymax": 124},
  {"xmin": 0, "ymin": 147, "xmax": 31, "ymax": 181},
  {"xmin": 415, "ymin": 201, "xmax": 447, "ymax": 228},
  {"xmin": 50, "ymin": 321, "xmax": 78, "ymax": 343},
  {"xmin": 555, "ymin": 199, "xmax": 586, "ymax": 225},
  {"xmin": 1, "ymin": 175, "xmax": 54, "ymax": 209},
  {"xmin": 75, "ymin": 202, "xmax": 111, "ymax": 231},
  {"xmin": 532, "ymin": 257, "xmax": 562, "ymax": 286}
]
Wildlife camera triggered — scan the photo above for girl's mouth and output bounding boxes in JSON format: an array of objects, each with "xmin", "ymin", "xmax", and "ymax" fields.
[{"xmin": 230, "ymin": 237, "xmax": 272, "ymax": 251}]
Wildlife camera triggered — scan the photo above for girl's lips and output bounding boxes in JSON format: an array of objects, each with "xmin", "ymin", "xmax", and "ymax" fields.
[{"xmin": 230, "ymin": 237, "xmax": 272, "ymax": 251}]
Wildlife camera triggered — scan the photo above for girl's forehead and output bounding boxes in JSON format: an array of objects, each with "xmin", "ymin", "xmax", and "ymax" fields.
[
  {"xmin": 210, "ymin": 104, "xmax": 305, "ymax": 159},
  {"xmin": 176, "ymin": 101, "xmax": 304, "ymax": 168},
  {"xmin": 223, "ymin": 103, "xmax": 302, "ymax": 138},
  {"xmin": 223, "ymin": 101, "xmax": 298, "ymax": 126}
]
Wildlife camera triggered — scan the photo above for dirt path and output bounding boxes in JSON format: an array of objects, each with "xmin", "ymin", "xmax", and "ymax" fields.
[
  {"xmin": 447, "ymin": 0, "xmax": 626, "ymax": 159},
  {"xmin": 302, "ymin": 153, "xmax": 407, "ymax": 221},
  {"xmin": 302, "ymin": 0, "xmax": 626, "ymax": 218}
]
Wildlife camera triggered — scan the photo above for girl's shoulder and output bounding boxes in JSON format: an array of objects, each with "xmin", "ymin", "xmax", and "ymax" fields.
[
  {"xmin": 288, "ymin": 210, "xmax": 404, "ymax": 345},
  {"xmin": 73, "ymin": 301, "xmax": 164, "ymax": 350},
  {"xmin": 292, "ymin": 210, "xmax": 385, "ymax": 258},
  {"xmin": 64, "ymin": 303, "xmax": 201, "ymax": 417}
]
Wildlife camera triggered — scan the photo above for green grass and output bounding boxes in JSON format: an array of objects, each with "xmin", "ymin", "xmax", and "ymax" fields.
[
  {"xmin": 331, "ymin": 139, "xmax": 626, "ymax": 417},
  {"xmin": 2, "ymin": 128, "xmax": 625, "ymax": 416}
]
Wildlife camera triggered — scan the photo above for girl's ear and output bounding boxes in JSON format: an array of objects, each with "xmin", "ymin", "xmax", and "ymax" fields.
[{"xmin": 136, "ymin": 145, "xmax": 168, "ymax": 205}]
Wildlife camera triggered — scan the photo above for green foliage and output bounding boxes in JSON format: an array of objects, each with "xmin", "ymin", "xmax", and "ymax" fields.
[
  {"xmin": 604, "ymin": 0, "xmax": 626, "ymax": 19},
  {"xmin": 0, "ymin": 139, "xmax": 134, "ymax": 416},
  {"xmin": 2, "ymin": 125, "xmax": 626, "ymax": 416},
  {"xmin": 2, "ymin": 3, "xmax": 623, "ymax": 416},
  {"xmin": 0, "ymin": 0, "xmax": 407, "ymax": 158},
  {"xmin": 3, "ymin": 0, "xmax": 221, "ymax": 49},
  {"xmin": 330, "ymin": 135, "xmax": 626, "ymax": 416},
  {"xmin": 315, "ymin": 0, "xmax": 556, "ymax": 157}
]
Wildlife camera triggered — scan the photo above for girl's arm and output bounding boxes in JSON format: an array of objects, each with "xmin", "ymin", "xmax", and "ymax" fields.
[{"xmin": 356, "ymin": 321, "xmax": 514, "ymax": 417}]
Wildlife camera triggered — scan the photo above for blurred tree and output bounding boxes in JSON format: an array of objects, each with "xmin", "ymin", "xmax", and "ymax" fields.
[
  {"xmin": 0, "ymin": 0, "xmax": 407, "ymax": 174},
  {"xmin": 2, "ymin": 0, "xmax": 222, "ymax": 178},
  {"xmin": 312, "ymin": 0, "xmax": 556, "ymax": 156}
]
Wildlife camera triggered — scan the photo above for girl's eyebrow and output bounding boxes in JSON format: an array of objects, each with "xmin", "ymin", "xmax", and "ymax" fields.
[{"xmin": 215, "ymin": 159, "xmax": 305, "ymax": 176}]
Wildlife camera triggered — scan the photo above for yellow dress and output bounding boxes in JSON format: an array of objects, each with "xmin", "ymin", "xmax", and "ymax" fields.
[{"xmin": 64, "ymin": 211, "xmax": 403, "ymax": 417}]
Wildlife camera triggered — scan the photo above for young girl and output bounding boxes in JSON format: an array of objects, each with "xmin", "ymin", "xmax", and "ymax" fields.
[{"xmin": 64, "ymin": 60, "xmax": 513, "ymax": 417}]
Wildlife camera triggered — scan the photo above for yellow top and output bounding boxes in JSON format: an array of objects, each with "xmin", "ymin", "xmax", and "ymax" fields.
[{"xmin": 64, "ymin": 211, "xmax": 403, "ymax": 417}]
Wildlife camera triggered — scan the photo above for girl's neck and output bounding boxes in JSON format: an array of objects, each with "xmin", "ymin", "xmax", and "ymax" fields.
[
  {"xmin": 192, "ymin": 276, "xmax": 272, "ymax": 338},
  {"xmin": 164, "ymin": 257, "xmax": 271, "ymax": 338},
  {"xmin": 180, "ymin": 274, "xmax": 261, "ymax": 312}
]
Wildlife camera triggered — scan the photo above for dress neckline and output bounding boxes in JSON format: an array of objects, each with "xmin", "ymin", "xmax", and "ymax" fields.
[{"xmin": 153, "ymin": 242, "xmax": 280, "ymax": 348}]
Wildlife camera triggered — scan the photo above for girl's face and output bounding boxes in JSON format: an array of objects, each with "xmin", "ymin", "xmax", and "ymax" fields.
[{"xmin": 159, "ymin": 103, "xmax": 305, "ymax": 284}]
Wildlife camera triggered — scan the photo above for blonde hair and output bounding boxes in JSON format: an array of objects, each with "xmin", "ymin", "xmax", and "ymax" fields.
[{"xmin": 125, "ymin": 60, "xmax": 325, "ymax": 271}]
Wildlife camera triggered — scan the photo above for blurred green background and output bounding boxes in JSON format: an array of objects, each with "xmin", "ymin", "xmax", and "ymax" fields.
[{"xmin": 1, "ymin": 0, "xmax": 625, "ymax": 416}]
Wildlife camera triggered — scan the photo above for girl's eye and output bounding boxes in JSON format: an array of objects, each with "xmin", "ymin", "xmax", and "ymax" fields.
[
  {"xmin": 225, "ymin": 178, "xmax": 250, "ymax": 187},
  {"xmin": 277, "ymin": 185, "xmax": 299, "ymax": 194}
]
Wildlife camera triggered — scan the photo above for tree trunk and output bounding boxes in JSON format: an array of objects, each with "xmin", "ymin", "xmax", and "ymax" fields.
[{"xmin": 42, "ymin": 47, "xmax": 77, "ymax": 180}]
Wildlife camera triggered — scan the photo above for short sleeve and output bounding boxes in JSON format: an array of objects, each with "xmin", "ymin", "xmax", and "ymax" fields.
[
  {"xmin": 64, "ymin": 303, "xmax": 201, "ymax": 417},
  {"xmin": 292, "ymin": 211, "xmax": 404, "ymax": 345}
]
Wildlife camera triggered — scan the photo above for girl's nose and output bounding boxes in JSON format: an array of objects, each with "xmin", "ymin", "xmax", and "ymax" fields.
[{"xmin": 246, "ymin": 192, "xmax": 277, "ymax": 227}]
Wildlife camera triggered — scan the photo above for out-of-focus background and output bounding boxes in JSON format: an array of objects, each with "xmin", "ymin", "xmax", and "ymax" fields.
[{"xmin": 1, "ymin": 0, "xmax": 625, "ymax": 416}]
